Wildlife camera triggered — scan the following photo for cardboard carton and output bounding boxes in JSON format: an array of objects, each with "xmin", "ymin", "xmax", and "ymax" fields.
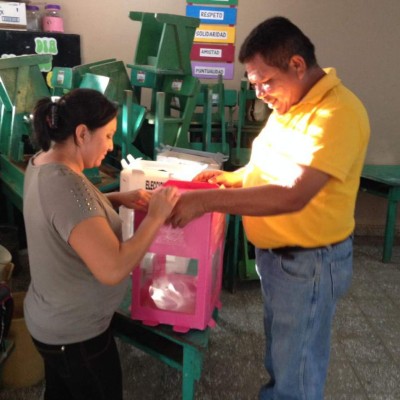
[{"xmin": 0, "ymin": 2, "xmax": 27, "ymax": 30}]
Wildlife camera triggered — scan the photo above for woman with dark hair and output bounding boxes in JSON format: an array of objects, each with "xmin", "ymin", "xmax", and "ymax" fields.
[{"xmin": 23, "ymin": 88, "xmax": 179, "ymax": 400}]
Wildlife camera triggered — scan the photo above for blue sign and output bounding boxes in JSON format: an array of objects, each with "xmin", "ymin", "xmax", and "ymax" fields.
[{"xmin": 186, "ymin": 5, "xmax": 237, "ymax": 25}]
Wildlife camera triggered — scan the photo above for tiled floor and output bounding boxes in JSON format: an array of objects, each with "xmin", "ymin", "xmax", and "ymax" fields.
[
  {"xmin": 325, "ymin": 238, "xmax": 400, "ymax": 400},
  {"xmin": 0, "ymin": 235, "xmax": 399, "ymax": 399}
]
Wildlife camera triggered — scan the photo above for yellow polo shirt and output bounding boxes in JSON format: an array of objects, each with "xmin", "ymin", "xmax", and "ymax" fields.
[{"xmin": 242, "ymin": 68, "xmax": 370, "ymax": 249}]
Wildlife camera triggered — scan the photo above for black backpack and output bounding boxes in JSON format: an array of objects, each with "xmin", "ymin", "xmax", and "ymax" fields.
[{"xmin": 0, "ymin": 284, "xmax": 13, "ymax": 351}]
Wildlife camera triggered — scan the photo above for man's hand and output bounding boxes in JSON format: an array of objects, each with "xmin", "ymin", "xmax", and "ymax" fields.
[
  {"xmin": 194, "ymin": 169, "xmax": 243, "ymax": 188},
  {"xmin": 168, "ymin": 191, "xmax": 207, "ymax": 228}
]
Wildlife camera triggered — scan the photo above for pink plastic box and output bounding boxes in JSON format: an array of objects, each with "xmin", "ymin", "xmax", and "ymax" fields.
[{"xmin": 131, "ymin": 180, "xmax": 225, "ymax": 332}]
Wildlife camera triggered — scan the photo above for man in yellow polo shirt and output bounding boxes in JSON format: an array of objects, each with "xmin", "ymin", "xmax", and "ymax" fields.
[{"xmin": 170, "ymin": 16, "xmax": 370, "ymax": 400}]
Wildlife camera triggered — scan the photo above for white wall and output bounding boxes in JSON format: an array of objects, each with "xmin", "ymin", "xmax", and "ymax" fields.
[{"xmin": 50, "ymin": 0, "xmax": 400, "ymax": 232}]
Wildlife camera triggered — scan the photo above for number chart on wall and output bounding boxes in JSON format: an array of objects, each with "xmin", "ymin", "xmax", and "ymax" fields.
[{"xmin": 186, "ymin": 0, "xmax": 238, "ymax": 80}]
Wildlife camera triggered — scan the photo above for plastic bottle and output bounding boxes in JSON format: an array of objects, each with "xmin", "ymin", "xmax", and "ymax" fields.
[
  {"xmin": 26, "ymin": 5, "xmax": 41, "ymax": 31},
  {"xmin": 42, "ymin": 4, "xmax": 64, "ymax": 33}
]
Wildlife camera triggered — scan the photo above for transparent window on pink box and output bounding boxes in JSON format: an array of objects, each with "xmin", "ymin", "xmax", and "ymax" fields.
[{"xmin": 138, "ymin": 249, "xmax": 221, "ymax": 315}]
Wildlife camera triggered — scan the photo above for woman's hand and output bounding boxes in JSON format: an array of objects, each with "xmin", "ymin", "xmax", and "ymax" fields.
[
  {"xmin": 115, "ymin": 189, "xmax": 152, "ymax": 212},
  {"xmin": 147, "ymin": 186, "xmax": 180, "ymax": 223},
  {"xmin": 69, "ymin": 186, "xmax": 180, "ymax": 286}
]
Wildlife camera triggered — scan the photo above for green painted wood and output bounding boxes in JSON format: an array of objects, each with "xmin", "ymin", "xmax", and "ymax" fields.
[
  {"xmin": 190, "ymin": 76, "xmax": 236, "ymax": 155},
  {"xmin": 231, "ymin": 78, "xmax": 269, "ymax": 167},
  {"xmin": 0, "ymin": 154, "xmax": 24, "ymax": 212},
  {"xmin": 71, "ymin": 58, "xmax": 117, "ymax": 88},
  {"xmin": 129, "ymin": 12, "xmax": 200, "ymax": 75},
  {"xmin": 224, "ymin": 214, "xmax": 258, "ymax": 292},
  {"xmin": 0, "ymin": 54, "xmax": 51, "ymax": 161},
  {"xmin": 360, "ymin": 164, "xmax": 400, "ymax": 262},
  {"xmin": 145, "ymin": 75, "xmax": 201, "ymax": 158},
  {"xmin": 121, "ymin": 90, "xmax": 148, "ymax": 160},
  {"xmin": 114, "ymin": 283, "xmax": 216, "ymax": 400},
  {"xmin": 362, "ymin": 165, "xmax": 400, "ymax": 187}
]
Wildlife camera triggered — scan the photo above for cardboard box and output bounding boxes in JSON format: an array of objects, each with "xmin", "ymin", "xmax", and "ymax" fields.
[
  {"xmin": 119, "ymin": 158, "xmax": 207, "ymax": 192},
  {"xmin": 0, "ymin": 2, "xmax": 27, "ymax": 30},
  {"xmin": 119, "ymin": 158, "xmax": 207, "ymax": 240},
  {"xmin": 156, "ymin": 145, "xmax": 226, "ymax": 170}
]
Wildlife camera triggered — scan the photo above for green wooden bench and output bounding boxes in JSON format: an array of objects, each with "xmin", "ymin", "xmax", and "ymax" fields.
[
  {"xmin": 112, "ymin": 285, "xmax": 217, "ymax": 400},
  {"xmin": 359, "ymin": 164, "xmax": 400, "ymax": 262}
]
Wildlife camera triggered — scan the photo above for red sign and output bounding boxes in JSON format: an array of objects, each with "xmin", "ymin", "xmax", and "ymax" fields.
[{"xmin": 191, "ymin": 43, "xmax": 235, "ymax": 62}]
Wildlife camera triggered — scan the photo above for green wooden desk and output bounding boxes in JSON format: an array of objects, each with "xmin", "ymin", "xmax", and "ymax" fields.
[
  {"xmin": 360, "ymin": 164, "xmax": 400, "ymax": 262},
  {"xmin": 112, "ymin": 286, "xmax": 217, "ymax": 400}
]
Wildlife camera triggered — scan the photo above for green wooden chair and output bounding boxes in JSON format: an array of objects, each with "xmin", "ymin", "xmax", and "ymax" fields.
[
  {"xmin": 127, "ymin": 11, "xmax": 200, "ymax": 109},
  {"xmin": 139, "ymin": 75, "xmax": 200, "ymax": 159},
  {"xmin": 0, "ymin": 54, "xmax": 51, "ymax": 162},
  {"xmin": 121, "ymin": 90, "xmax": 147, "ymax": 160},
  {"xmin": 190, "ymin": 75, "xmax": 237, "ymax": 156},
  {"xmin": 0, "ymin": 55, "xmax": 52, "ymax": 217},
  {"xmin": 231, "ymin": 78, "xmax": 270, "ymax": 167},
  {"xmin": 223, "ymin": 215, "xmax": 258, "ymax": 292},
  {"xmin": 50, "ymin": 59, "xmax": 118, "ymax": 96}
]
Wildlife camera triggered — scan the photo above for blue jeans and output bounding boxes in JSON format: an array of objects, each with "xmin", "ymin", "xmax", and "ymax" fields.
[
  {"xmin": 255, "ymin": 236, "xmax": 353, "ymax": 400},
  {"xmin": 32, "ymin": 326, "xmax": 123, "ymax": 400}
]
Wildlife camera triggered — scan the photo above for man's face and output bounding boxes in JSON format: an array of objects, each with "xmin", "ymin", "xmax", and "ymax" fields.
[{"xmin": 245, "ymin": 53, "xmax": 304, "ymax": 115}]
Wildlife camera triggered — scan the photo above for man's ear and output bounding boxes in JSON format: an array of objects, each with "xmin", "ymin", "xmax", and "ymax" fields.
[
  {"xmin": 290, "ymin": 55, "xmax": 307, "ymax": 78},
  {"xmin": 75, "ymin": 124, "xmax": 88, "ymax": 145}
]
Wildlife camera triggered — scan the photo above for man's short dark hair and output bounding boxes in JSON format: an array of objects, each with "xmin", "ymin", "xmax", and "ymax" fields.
[{"xmin": 239, "ymin": 16, "xmax": 318, "ymax": 70}]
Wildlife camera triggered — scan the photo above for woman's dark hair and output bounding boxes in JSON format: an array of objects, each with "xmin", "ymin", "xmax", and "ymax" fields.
[
  {"xmin": 32, "ymin": 88, "xmax": 118, "ymax": 151},
  {"xmin": 239, "ymin": 16, "xmax": 318, "ymax": 70}
]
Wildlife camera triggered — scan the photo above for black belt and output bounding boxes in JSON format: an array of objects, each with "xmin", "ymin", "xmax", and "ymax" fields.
[{"xmin": 267, "ymin": 235, "xmax": 351, "ymax": 258}]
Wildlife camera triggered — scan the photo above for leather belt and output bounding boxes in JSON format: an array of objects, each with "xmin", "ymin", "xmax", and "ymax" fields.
[{"xmin": 268, "ymin": 235, "xmax": 352, "ymax": 258}]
